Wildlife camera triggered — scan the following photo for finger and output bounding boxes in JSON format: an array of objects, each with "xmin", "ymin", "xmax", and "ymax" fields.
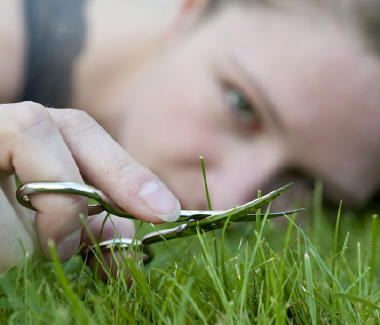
[
  {"xmin": 0, "ymin": 175, "xmax": 37, "ymax": 270},
  {"xmin": 82, "ymin": 213, "xmax": 136, "ymax": 282},
  {"xmin": 0, "ymin": 173, "xmax": 38, "ymax": 247},
  {"xmin": 0, "ymin": 102, "xmax": 87, "ymax": 260},
  {"xmin": 48, "ymin": 108, "xmax": 180, "ymax": 223}
]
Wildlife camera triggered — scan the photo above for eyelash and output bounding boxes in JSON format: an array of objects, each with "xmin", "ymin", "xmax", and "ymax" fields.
[{"xmin": 224, "ymin": 85, "xmax": 261, "ymax": 131}]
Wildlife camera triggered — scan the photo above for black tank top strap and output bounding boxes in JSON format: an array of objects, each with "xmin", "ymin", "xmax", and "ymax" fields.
[{"xmin": 21, "ymin": 0, "xmax": 87, "ymax": 108}]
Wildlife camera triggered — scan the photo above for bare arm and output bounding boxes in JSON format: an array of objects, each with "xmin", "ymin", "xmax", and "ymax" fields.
[{"xmin": 0, "ymin": 0, "xmax": 25, "ymax": 102}]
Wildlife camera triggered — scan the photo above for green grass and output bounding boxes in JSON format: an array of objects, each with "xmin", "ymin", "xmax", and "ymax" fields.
[{"xmin": 1, "ymin": 186, "xmax": 380, "ymax": 324}]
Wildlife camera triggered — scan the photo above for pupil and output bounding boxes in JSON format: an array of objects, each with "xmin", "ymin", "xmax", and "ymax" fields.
[{"xmin": 232, "ymin": 88, "xmax": 253, "ymax": 116}]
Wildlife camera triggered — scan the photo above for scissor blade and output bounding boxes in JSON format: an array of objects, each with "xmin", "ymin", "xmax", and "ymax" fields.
[
  {"xmin": 141, "ymin": 223, "xmax": 191, "ymax": 245},
  {"xmin": 177, "ymin": 210, "xmax": 216, "ymax": 222},
  {"xmin": 239, "ymin": 208, "xmax": 305, "ymax": 221},
  {"xmin": 141, "ymin": 207, "xmax": 305, "ymax": 245},
  {"xmin": 138, "ymin": 184, "xmax": 298, "ymax": 245},
  {"xmin": 177, "ymin": 208, "xmax": 304, "ymax": 222},
  {"xmin": 140, "ymin": 183, "xmax": 296, "ymax": 244},
  {"xmin": 193, "ymin": 183, "xmax": 294, "ymax": 227}
]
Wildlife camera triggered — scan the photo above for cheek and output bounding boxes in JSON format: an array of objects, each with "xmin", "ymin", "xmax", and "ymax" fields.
[{"xmin": 284, "ymin": 124, "xmax": 380, "ymax": 203}]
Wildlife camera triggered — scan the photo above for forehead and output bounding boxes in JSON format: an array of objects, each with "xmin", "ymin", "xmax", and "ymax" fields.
[{"xmin": 200, "ymin": 6, "xmax": 380, "ymax": 130}]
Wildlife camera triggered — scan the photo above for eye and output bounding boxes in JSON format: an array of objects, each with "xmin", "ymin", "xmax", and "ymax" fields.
[{"xmin": 225, "ymin": 86, "xmax": 261, "ymax": 130}]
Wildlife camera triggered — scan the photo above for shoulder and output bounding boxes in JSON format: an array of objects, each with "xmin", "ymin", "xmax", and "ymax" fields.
[{"xmin": 0, "ymin": 0, "xmax": 25, "ymax": 102}]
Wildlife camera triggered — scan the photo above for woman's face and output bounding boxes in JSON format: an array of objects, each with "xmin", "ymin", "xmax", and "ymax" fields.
[{"xmin": 115, "ymin": 6, "xmax": 380, "ymax": 209}]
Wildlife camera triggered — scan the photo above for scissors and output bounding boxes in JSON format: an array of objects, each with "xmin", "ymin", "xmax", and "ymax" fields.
[{"xmin": 16, "ymin": 182, "xmax": 303, "ymax": 262}]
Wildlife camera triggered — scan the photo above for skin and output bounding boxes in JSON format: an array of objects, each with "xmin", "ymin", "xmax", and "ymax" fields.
[
  {"xmin": 1, "ymin": 0, "xmax": 380, "ymax": 271},
  {"xmin": 76, "ymin": 2, "xmax": 380, "ymax": 208}
]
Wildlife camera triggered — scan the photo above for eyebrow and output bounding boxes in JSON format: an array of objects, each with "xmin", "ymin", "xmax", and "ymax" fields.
[{"xmin": 230, "ymin": 54, "xmax": 285, "ymax": 131}]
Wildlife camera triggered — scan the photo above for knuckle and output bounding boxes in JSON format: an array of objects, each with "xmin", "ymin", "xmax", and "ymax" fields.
[
  {"xmin": 60, "ymin": 109, "xmax": 94, "ymax": 128},
  {"xmin": 112, "ymin": 158, "xmax": 156, "ymax": 196},
  {"xmin": 3, "ymin": 101, "xmax": 52, "ymax": 136},
  {"xmin": 58, "ymin": 109, "xmax": 100, "ymax": 139},
  {"xmin": 62, "ymin": 108, "xmax": 91, "ymax": 123},
  {"xmin": 112, "ymin": 158, "xmax": 137, "ymax": 177}
]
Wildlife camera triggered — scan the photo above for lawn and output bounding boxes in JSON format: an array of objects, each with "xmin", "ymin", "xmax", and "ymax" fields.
[{"xmin": 0, "ymin": 183, "xmax": 379, "ymax": 324}]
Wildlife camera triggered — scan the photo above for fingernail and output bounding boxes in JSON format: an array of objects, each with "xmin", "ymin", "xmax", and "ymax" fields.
[
  {"xmin": 138, "ymin": 180, "xmax": 180, "ymax": 222},
  {"xmin": 56, "ymin": 228, "xmax": 82, "ymax": 260}
]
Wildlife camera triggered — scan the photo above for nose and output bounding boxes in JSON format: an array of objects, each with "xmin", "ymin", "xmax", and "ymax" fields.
[{"xmin": 206, "ymin": 153, "xmax": 284, "ymax": 210}]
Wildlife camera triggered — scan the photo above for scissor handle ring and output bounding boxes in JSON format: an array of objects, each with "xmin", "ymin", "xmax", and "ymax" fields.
[
  {"xmin": 92, "ymin": 238, "xmax": 153, "ymax": 264},
  {"xmin": 16, "ymin": 182, "xmax": 135, "ymax": 218},
  {"xmin": 17, "ymin": 182, "xmax": 153, "ymax": 262}
]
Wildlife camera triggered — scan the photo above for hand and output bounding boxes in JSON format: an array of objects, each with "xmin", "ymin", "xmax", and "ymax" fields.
[{"xmin": 0, "ymin": 102, "xmax": 180, "ymax": 271}]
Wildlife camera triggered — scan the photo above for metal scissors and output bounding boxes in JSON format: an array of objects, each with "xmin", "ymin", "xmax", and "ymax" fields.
[{"xmin": 16, "ymin": 182, "xmax": 303, "ymax": 262}]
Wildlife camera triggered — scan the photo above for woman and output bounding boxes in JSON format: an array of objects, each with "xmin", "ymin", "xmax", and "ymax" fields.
[{"xmin": 1, "ymin": 0, "xmax": 380, "ymax": 270}]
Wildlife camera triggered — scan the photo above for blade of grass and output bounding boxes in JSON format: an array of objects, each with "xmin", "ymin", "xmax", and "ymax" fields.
[
  {"xmin": 332, "ymin": 200, "xmax": 342, "ymax": 276},
  {"xmin": 200, "ymin": 156, "xmax": 220, "ymax": 275},
  {"xmin": 255, "ymin": 189, "xmax": 262, "ymax": 232},
  {"xmin": 357, "ymin": 242, "xmax": 362, "ymax": 296},
  {"xmin": 238, "ymin": 204, "xmax": 271, "ymax": 316},
  {"xmin": 200, "ymin": 156, "xmax": 212, "ymax": 211},
  {"xmin": 285, "ymin": 214, "xmax": 357, "ymax": 322},
  {"xmin": 80, "ymin": 214, "xmax": 110, "ymax": 280},
  {"xmin": 333, "ymin": 293, "xmax": 380, "ymax": 310},
  {"xmin": 197, "ymin": 230, "xmax": 229, "ymax": 309},
  {"xmin": 48, "ymin": 240, "xmax": 93, "ymax": 324},
  {"xmin": 370, "ymin": 214, "xmax": 378, "ymax": 293},
  {"xmin": 220, "ymin": 211, "xmax": 234, "ymax": 294},
  {"xmin": 312, "ymin": 182, "xmax": 323, "ymax": 243},
  {"xmin": 155, "ymin": 269, "xmax": 208, "ymax": 324},
  {"xmin": 304, "ymin": 252, "xmax": 317, "ymax": 325}
]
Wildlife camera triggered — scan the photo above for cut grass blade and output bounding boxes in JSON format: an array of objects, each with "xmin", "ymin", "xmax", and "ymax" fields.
[{"xmin": 200, "ymin": 156, "xmax": 213, "ymax": 211}]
